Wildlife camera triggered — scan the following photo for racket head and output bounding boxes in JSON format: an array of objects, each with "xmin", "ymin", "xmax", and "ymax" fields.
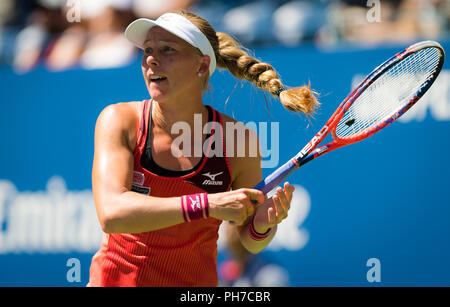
[{"xmin": 332, "ymin": 40, "xmax": 445, "ymax": 144}]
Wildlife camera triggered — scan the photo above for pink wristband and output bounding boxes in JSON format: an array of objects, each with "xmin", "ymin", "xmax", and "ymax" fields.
[
  {"xmin": 181, "ymin": 193, "xmax": 209, "ymax": 222},
  {"xmin": 249, "ymin": 216, "xmax": 272, "ymax": 241}
]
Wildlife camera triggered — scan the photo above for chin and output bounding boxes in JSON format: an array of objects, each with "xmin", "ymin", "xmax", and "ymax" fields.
[
  {"xmin": 148, "ymin": 90, "xmax": 169, "ymax": 102},
  {"xmin": 148, "ymin": 86, "xmax": 163, "ymax": 98}
]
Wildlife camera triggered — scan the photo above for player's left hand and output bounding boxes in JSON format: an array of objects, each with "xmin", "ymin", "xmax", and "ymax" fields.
[{"xmin": 252, "ymin": 182, "xmax": 295, "ymax": 234}]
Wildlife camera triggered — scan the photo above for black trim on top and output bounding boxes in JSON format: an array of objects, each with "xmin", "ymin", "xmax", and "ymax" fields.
[{"xmin": 140, "ymin": 102, "xmax": 215, "ymax": 178}]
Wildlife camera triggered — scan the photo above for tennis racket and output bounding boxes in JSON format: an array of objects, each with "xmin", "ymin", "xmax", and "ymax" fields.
[{"xmin": 253, "ymin": 40, "xmax": 445, "ymax": 195}]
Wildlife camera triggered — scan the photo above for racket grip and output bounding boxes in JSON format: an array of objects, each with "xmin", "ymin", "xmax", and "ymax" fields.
[{"xmin": 253, "ymin": 160, "xmax": 297, "ymax": 195}]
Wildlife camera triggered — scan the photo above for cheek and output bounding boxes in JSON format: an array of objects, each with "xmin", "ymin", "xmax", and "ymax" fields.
[
  {"xmin": 168, "ymin": 55, "xmax": 197, "ymax": 75},
  {"xmin": 141, "ymin": 68, "xmax": 149, "ymax": 87},
  {"xmin": 141, "ymin": 60, "xmax": 150, "ymax": 86},
  {"xmin": 172, "ymin": 63, "xmax": 198, "ymax": 85},
  {"xmin": 141, "ymin": 58, "xmax": 146, "ymax": 73},
  {"xmin": 141, "ymin": 57, "xmax": 148, "ymax": 74}
]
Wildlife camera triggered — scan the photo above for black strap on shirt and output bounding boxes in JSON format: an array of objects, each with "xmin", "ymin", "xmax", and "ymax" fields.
[{"xmin": 140, "ymin": 102, "xmax": 214, "ymax": 177}]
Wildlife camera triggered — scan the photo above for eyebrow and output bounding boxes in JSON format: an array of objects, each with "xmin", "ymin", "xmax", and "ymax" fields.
[{"xmin": 143, "ymin": 39, "xmax": 179, "ymax": 45}]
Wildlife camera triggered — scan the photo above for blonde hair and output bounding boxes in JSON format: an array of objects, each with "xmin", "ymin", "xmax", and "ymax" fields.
[{"xmin": 174, "ymin": 10, "xmax": 319, "ymax": 115}]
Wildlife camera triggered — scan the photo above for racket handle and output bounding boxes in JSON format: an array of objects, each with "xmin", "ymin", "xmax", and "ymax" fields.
[{"xmin": 253, "ymin": 159, "xmax": 297, "ymax": 195}]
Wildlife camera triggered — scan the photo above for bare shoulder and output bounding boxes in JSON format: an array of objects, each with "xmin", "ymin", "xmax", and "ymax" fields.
[
  {"xmin": 95, "ymin": 101, "xmax": 143, "ymax": 150},
  {"xmin": 97, "ymin": 101, "xmax": 140, "ymax": 121},
  {"xmin": 218, "ymin": 112, "xmax": 238, "ymax": 125},
  {"xmin": 216, "ymin": 110, "xmax": 261, "ymax": 185},
  {"xmin": 219, "ymin": 112, "xmax": 259, "ymax": 140}
]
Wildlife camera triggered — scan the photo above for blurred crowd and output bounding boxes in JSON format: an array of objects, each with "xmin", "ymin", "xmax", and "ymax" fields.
[
  {"xmin": 218, "ymin": 222, "xmax": 290, "ymax": 287},
  {"xmin": 0, "ymin": 0, "xmax": 448, "ymax": 73}
]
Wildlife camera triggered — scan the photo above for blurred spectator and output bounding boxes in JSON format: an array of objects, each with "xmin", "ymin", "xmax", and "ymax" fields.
[
  {"xmin": 0, "ymin": 0, "xmax": 19, "ymax": 65},
  {"xmin": 394, "ymin": 0, "xmax": 445, "ymax": 41},
  {"xmin": 218, "ymin": 222, "xmax": 290, "ymax": 287},
  {"xmin": 45, "ymin": 0, "xmax": 137, "ymax": 71},
  {"xmin": 1, "ymin": 0, "xmax": 34, "ymax": 28},
  {"xmin": 0, "ymin": 0, "xmax": 17, "ymax": 27},
  {"xmin": 2, "ymin": 0, "xmax": 450, "ymax": 72},
  {"xmin": 222, "ymin": 1, "xmax": 288, "ymax": 44},
  {"xmin": 133, "ymin": 0, "xmax": 198, "ymax": 19},
  {"xmin": 78, "ymin": 0, "xmax": 136, "ymax": 70},
  {"xmin": 42, "ymin": 2, "xmax": 85, "ymax": 72},
  {"xmin": 317, "ymin": 0, "xmax": 447, "ymax": 47},
  {"xmin": 441, "ymin": 0, "xmax": 450, "ymax": 31},
  {"xmin": 13, "ymin": 0, "xmax": 67, "ymax": 73},
  {"xmin": 13, "ymin": 0, "xmax": 197, "ymax": 73},
  {"xmin": 191, "ymin": 0, "xmax": 235, "ymax": 31},
  {"xmin": 273, "ymin": 1, "xmax": 328, "ymax": 46}
]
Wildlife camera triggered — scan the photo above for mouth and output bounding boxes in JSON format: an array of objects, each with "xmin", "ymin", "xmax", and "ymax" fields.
[{"xmin": 149, "ymin": 75, "xmax": 167, "ymax": 84}]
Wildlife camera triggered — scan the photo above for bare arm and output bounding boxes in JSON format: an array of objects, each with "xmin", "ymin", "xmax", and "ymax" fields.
[{"xmin": 92, "ymin": 103, "xmax": 186, "ymax": 233}]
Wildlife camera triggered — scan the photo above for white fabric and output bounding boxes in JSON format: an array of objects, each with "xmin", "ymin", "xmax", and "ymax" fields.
[{"xmin": 125, "ymin": 13, "xmax": 216, "ymax": 76}]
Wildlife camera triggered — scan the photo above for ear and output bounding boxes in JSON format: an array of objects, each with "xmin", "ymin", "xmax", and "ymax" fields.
[{"xmin": 197, "ymin": 55, "xmax": 211, "ymax": 76}]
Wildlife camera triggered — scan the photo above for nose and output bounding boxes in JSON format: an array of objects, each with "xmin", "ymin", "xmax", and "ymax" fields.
[{"xmin": 145, "ymin": 53, "xmax": 159, "ymax": 67}]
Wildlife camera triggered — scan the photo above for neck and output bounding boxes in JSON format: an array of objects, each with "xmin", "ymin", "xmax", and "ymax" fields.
[{"xmin": 151, "ymin": 96, "xmax": 207, "ymax": 132}]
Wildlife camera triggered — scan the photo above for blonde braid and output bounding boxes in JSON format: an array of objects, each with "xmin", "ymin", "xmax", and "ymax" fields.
[{"xmin": 174, "ymin": 10, "xmax": 319, "ymax": 115}]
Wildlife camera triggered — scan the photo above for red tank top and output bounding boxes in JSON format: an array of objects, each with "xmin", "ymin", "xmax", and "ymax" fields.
[{"xmin": 88, "ymin": 100, "xmax": 232, "ymax": 286}]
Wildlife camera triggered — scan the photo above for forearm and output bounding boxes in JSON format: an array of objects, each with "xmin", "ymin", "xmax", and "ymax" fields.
[
  {"xmin": 238, "ymin": 220, "xmax": 277, "ymax": 254},
  {"xmin": 97, "ymin": 187, "xmax": 264, "ymax": 234},
  {"xmin": 97, "ymin": 191, "xmax": 185, "ymax": 234}
]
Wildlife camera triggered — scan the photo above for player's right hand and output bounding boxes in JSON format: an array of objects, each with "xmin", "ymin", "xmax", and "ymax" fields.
[{"xmin": 207, "ymin": 189, "xmax": 265, "ymax": 225}]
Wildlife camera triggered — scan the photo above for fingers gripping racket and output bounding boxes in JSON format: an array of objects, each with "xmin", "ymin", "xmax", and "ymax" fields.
[{"xmin": 253, "ymin": 40, "xmax": 445, "ymax": 195}]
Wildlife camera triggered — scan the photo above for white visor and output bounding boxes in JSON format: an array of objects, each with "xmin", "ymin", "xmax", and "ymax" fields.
[{"xmin": 125, "ymin": 13, "xmax": 217, "ymax": 77}]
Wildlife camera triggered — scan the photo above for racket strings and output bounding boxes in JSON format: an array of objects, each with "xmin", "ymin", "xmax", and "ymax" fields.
[
  {"xmin": 338, "ymin": 49, "xmax": 439, "ymax": 137},
  {"xmin": 335, "ymin": 47, "xmax": 442, "ymax": 139}
]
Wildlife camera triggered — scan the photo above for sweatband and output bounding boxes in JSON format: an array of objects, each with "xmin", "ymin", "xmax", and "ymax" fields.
[
  {"xmin": 181, "ymin": 193, "xmax": 209, "ymax": 222},
  {"xmin": 248, "ymin": 215, "xmax": 272, "ymax": 241}
]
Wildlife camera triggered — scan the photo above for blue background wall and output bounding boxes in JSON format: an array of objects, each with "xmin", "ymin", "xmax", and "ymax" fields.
[{"xmin": 1, "ymin": 41, "xmax": 449, "ymax": 286}]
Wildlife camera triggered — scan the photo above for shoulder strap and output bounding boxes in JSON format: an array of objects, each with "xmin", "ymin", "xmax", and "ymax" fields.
[{"xmin": 145, "ymin": 100, "xmax": 153, "ymax": 152}]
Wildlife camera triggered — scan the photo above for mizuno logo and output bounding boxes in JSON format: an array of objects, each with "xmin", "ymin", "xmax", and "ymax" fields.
[
  {"xmin": 189, "ymin": 196, "xmax": 201, "ymax": 212},
  {"xmin": 202, "ymin": 172, "xmax": 223, "ymax": 180},
  {"xmin": 201, "ymin": 172, "xmax": 223, "ymax": 186}
]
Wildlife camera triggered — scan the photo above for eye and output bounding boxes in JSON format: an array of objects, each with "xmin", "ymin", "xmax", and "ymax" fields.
[
  {"xmin": 144, "ymin": 47, "xmax": 153, "ymax": 55},
  {"xmin": 162, "ymin": 46, "xmax": 175, "ymax": 52}
]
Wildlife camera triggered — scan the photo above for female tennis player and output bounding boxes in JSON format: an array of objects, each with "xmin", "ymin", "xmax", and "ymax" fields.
[{"xmin": 88, "ymin": 10, "xmax": 318, "ymax": 287}]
